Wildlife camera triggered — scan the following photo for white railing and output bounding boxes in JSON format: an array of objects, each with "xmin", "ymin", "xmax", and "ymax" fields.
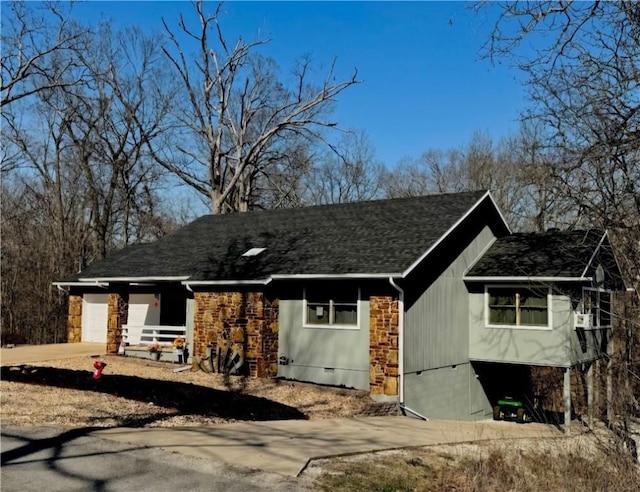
[{"xmin": 122, "ymin": 324, "xmax": 186, "ymax": 346}]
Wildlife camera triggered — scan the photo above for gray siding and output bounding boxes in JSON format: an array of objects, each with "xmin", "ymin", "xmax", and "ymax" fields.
[
  {"xmin": 469, "ymin": 294, "xmax": 574, "ymax": 366},
  {"xmin": 277, "ymin": 298, "xmax": 370, "ymax": 390},
  {"xmin": 405, "ymin": 225, "xmax": 497, "ymax": 372},
  {"xmin": 404, "ymin": 363, "xmax": 492, "ymax": 420}
]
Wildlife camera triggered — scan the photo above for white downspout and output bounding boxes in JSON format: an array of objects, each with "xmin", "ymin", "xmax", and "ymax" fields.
[
  {"xmin": 388, "ymin": 277, "xmax": 405, "ymax": 406},
  {"xmin": 389, "ymin": 276, "xmax": 429, "ymax": 421}
]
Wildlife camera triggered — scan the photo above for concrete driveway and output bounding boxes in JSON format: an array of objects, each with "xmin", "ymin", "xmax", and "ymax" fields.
[
  {"xmin": 96, "ymin": 416, "xmax": 563, "ymax": 477},
  {"xmin": 0, "ymin": 343, "xmax": 105, "ymax": 366}
]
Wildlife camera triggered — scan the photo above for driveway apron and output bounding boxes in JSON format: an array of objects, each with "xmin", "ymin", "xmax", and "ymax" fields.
[{"xmin": 95, "ymin": 417, "xmax": 562, "ymax": 477}]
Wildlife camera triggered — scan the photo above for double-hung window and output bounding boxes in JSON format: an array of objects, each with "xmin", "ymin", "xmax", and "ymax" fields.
[
  {"xmin": 304, "ymin": 287, "xmax": 359, "ymax": 328},
  {"xmin": 486, "ymin": 286, "xmax": 550, "ymax": 328}
]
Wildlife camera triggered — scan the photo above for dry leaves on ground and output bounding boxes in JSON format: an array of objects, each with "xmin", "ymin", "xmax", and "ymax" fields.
[{"xmin": 1, "ymin": 355, "xmax": 374, "ymax": 428}]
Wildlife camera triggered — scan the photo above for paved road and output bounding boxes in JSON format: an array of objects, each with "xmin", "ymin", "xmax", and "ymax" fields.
[{"xmin": 0, "ymin": 426, "xmax": 302, "ymax": 492}]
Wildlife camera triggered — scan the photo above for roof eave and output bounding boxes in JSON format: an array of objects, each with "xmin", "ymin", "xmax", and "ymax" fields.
[
  {"xmin": 77, "ymin": 276, "xmax": 190, "ymax": 282},
  {"xmin": 463, "ymin": 276, "xmax": 592, "ymax": 282},
  {"xmin": 52, "ymin": 281, "xmax": 109, "ymax": 288},
  {"xmin": 183, "ymin": 278, "xmax": 273, "ymax": 287},
  {"xmin": 270, "ymin": 273, "xmax": 401, "ymax": 280},
  {"xmin": 184, "ymin": 273, "xmax": 402, "ymax": 286}
]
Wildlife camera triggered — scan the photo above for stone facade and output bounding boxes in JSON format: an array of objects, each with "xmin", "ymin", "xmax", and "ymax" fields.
[
  {"xmin": 246, "ymin": 294, "xmax": 279, "ymax": 378},
  {"xmin": 193, "ymin": 291, "xmax": 279, "ymax": 378},
  {"xmin": 369, "ymin": 295, "xmax": 399, "ymax": 396},
  {"xmin": 107, "ymin": 293, "xmax": 128, "ymax": 353},
  {"xmin": 67, "ymin": 294, "xmax": 83, "ymax": 343},
  {"xmin": 262, "ymin": 296, "xmax": 279, "ymax": 377}
]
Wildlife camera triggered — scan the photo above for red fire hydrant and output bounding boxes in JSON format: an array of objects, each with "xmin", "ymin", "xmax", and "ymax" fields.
[{"xmin": 93, "ymin": 360, "xmax": 107, "ymax": 380}]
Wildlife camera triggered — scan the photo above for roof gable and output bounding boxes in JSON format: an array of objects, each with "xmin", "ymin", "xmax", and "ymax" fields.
[
  {"xmin": 465, "ymin": 229, "xmax": 623, "ymax": 282},
  {"xmin": 70, "ymin": 190, "xmax": 500, "ymax": 283}
]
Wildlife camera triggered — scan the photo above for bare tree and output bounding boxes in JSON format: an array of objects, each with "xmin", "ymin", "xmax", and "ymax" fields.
[
  {"xmin": 152, "ymin": 1, "xmax": 360, "ymax": 214},
  {"xmin": 300, "ymin": 130, "xmax": 385, "ymax": 205},
  {"xmin": 478, "ymin": 0, "xmax": 640, "ymax": 447},
  {"xmin": 478, "ymin": 0, "xmax": 640, "ymax": 283},
  {"xmin": 1, "ymin": 18, "xmax": 178, "ymax": 345},
  {"xmin": 0, "ymin": 1, "xmax": 86, "ymax": 109},
  {"xmin": 384, "ymin": 149, "xmax": 465, "ymax": 199}
]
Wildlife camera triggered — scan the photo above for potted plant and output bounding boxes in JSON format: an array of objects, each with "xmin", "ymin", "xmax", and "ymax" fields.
[
  {"xmin": 173, "ymin": 337, "xmax": 186, "ymax": 363},
  {"xmin": 148, "ymin": 342, "xmax": 162, "ymax": 361}
]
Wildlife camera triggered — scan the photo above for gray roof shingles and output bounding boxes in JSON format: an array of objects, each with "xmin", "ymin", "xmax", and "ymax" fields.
[
  {"xmin": 466, "ymin": 229, "xmax": 605, "ymax": 278},
  {"xmin": 72, "ymin": 190, "xmax": 489, "ymax": 281}
]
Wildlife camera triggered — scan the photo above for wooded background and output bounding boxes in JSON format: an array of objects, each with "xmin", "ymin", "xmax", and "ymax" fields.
[{"xmin": 2, "ymin": 2, "xmax": 638, "ymax": 417}]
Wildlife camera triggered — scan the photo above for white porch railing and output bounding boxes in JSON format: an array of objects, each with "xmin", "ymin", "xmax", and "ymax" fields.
[{"xmin": 122, "ymin": 324, "xmax": 186, "ymax": 346}]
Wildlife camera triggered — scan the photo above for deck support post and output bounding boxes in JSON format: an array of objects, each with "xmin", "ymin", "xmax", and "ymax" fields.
[
  {"xmin": 606, "ymin": 355, "xmax": 613, "ymax": 424},
  {"xmin": 564, "ymin": 367, "xmax": 571, "ymax": 436},
  {"xmin": 587, "ymin": 363, "xmax": 594, "ymax": 429}
]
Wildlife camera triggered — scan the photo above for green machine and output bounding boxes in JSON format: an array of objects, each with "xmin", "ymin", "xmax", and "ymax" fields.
[{"xmin": 493, "ymin": 396, "xmax": 529, "ymax": 423}]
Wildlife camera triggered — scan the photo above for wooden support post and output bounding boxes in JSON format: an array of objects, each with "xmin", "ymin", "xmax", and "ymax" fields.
[
  {"xmin": 587, "ymin": 363, "xmax": 594, "ymax": 429},
  {"xmin": 593, "ymin": 359, "xmax": 600, "ymax": 420},
  {"xmin": 607, "ymin": 356, "xmax": 613, "ymax": 424},
  {"xmin": 564, "ymin": 367, "xmax": 571, "ymax": 436}
]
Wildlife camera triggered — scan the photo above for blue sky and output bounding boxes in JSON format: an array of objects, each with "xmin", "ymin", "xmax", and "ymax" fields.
[{"xmin": 73, "ymin": 1, "xmax": 526, "ymax": 167}]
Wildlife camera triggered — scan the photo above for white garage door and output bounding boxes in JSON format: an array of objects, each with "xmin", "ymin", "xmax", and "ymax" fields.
[
  {"xmin": 128, "ymin": 294, "xmax": 160, "ymax": 326},
  {"xmin": 82, "ymin": 294, "xmax": 108, "ymax": 342}
]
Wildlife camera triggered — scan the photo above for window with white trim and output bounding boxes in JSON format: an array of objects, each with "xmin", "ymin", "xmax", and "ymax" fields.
[
  {"xmin": 486, "ymin": 286, "xmax": 550, "ymax": 328},
  {"xmin": 304, "ymin": 287, "xmax": 359, "ymax": 327}
]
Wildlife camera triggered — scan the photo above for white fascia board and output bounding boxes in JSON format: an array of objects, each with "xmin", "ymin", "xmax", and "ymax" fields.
[
  {"xmin": 581, "ymin": 230, "xmax": 608, "ymax": 279},
  {"xmin": 463, "ymin": 276, "xmax": 591, "ymax": 282},
  {"xmin": 402, "ymin": 191, "xmax": 509, "ymax": 278},
  {"xmin": 270, "ymin": 273, "xmax": 399, "ymax": 280},
  {"xmin": 182, "ymin": 278, "xmax": 272, "ymax": 286},
  {"xmin": 78, "ymin": 276, "xmax": 190, "ymax": 282},
  {"xmin": 581, "ymin": 229, "xmax": 627, "ymax": 290},
  {"xmin": 486, "ymin": 190, "xmax": 512, "ymax": 234},
  {"xmin": 52, "ymin": 281, "xmax": 109, "ymax": 287}
]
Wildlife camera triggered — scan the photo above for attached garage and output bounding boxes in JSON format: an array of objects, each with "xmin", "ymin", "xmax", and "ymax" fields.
[
  {"xmin": 128, "ymin": 294, "xmax": 160, "ymax": 326},
  {"xmin": 81, "ymin": 294, "xmax": 108, "ymax": 342}
]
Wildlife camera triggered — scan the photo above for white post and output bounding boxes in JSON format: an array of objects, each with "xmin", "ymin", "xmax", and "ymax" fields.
[{"xmin": 564, "ymin": 367, "xmax": 571, "ymax": 436}]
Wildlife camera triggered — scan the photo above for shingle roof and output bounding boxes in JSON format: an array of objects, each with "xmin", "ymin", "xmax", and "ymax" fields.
[
  {"xmin": 71, "ymin": 190, "xmax": 491, "ymax": 282},
  {"xmin": 465, "ymin": 229, "xmax": 607, "ymax": 279}
]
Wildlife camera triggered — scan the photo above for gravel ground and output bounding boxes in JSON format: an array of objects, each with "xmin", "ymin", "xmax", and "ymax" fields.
[{"xmin": 0, "ymin": 355, "xmax": 374, "ymax": 428}]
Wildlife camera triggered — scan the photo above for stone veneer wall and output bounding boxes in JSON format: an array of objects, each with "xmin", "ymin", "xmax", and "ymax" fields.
[
  {"xmin": 193, "ymin": 291, "xmax": 279, "ymax": 378},
  {"xmin": 369, "ymin": 295, "xmax": 400, "ymax": 396},
  {"xmin": 262, "ymin": 296, "xmax": 279, "ymax": 377},
  {"xmin": 246, "ymin": 294, "xmax": 279, "ymax": 378},
  {"xmin": 67, "ymin": 294, "xmax": 83, "ymax": 343},
  {"xmin": 107, "ymin": 293, "xmax": 128, "ymax": 353}
]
